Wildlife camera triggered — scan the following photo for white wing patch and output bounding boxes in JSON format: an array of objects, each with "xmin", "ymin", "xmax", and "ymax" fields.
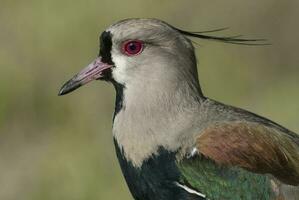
[
  {"xmin": 190, "ymin": 147, "xmax": 198, "ymax": 157},
  {"xmin": 175, "ymin": 182, "xmax": 206, "ymax": 198},
  {"xmin": 187, "ymin": 147, "xmax": 199, "ymax": 158}
]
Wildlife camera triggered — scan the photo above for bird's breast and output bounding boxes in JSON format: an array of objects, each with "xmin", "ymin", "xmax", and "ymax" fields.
[
  {"xmin": 113, "ymin": 139, "xmax": 204, "ymax": 200},
  {"xmin": 112, "ymin": 107, "xmax": 184, "ymax": 167}
]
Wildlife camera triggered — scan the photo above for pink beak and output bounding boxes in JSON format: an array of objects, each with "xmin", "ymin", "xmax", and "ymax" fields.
[{"xmin": 59, "ymin": 57, "xmax": 112, "ymax": 96}]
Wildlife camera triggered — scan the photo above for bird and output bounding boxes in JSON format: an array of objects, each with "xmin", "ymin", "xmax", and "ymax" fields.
[{"xmin": 59, "ymin": 18, "xmax": 299, "ymax": 200}]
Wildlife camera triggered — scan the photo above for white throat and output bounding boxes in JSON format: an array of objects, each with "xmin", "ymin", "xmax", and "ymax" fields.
[{"xmin": 112, "ymin": 76, "xmax": 202, "ymax": 167}]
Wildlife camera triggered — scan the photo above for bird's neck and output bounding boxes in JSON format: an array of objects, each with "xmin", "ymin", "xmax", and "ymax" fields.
[{"xmin": 112, "ymin": 77, "xmax": 204, "ymax": 167}]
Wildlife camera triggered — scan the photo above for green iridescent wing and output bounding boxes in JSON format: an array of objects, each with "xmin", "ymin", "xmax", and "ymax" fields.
[
  {"xmin": 177, "ymin": 155, "xmax": 275, "ymax": 200},
  {"xmin": 177, "ymin": 121, "xmax": 299, "ymax": 200}
]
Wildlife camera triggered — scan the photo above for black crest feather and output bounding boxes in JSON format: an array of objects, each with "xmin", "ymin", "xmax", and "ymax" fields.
[{"xmin": 174, "ymin": 27, "xmax": 269, "ymax": 46}]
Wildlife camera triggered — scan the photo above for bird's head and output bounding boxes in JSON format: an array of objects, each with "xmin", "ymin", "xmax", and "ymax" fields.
[
  {"xmin": 59, "ymin": 18, "xmax": 264, "ymax": 96},
  {"xmin": 59, "ymin": 18, "xmax": 201, "ymax": 96}
]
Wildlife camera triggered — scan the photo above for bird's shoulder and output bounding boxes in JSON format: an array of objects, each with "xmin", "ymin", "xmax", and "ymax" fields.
[{"xmin": 183, "ymin": 98, "xmax": 299, "ymax": 185}]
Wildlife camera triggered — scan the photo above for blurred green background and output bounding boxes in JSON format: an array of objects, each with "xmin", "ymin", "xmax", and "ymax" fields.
[{"xmin": 0, "ymin": 0, "xmax": 298, "ymax": 199}]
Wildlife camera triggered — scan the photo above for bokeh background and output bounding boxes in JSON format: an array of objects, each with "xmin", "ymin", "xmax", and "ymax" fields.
[{"xmin": 0, "ymin": 0, "xmax": 298, "ymax": 199}]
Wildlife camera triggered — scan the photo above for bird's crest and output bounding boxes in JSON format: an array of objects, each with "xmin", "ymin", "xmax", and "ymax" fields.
[{"xmin": 174, "ymin": 27, "xmax": 269, "ymax": 45}]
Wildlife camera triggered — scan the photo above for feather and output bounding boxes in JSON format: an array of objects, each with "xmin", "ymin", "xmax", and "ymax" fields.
[{"xmin": 173, "ymin": 27, "xmax": 270, "ymax": 45}]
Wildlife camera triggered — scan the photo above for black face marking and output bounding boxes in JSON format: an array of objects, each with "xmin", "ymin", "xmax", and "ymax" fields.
[
  {"xmin": 97, "ymin": 68, "xmax": 124, "ymax": 119},
  {"xmin": 114, "ymin": 140, "xmax": 205, "ymax": 200},
  {"xmin": 98, "ymin": 31, "xmax": 114, "ymax": 81},
  {"xmin": 112, "ymin": 80, "xmax": 124, "ymax": 120},
  {"xmin": 98, "ymin": 31, "xmax": 125, "ymax": 117},
  {"xmin": 99, "ymin": 31, "xmax": 114, "ymax": 65}
]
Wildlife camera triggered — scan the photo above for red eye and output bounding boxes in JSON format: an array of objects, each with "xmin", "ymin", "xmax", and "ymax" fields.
[{"xmin": 122, "ymin": 40, "xmax": 144, "ymax": 56}]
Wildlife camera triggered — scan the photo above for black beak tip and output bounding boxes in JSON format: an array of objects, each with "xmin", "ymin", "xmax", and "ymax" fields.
[
  {"xmin": 58, "ymin": 88, "xmax": 67, "ymax": 96},
  {"xmin": 58, "ymin": 84, "xmax": 70, "ymax": 96},
  {"xmin": 58, "ymin": 79, "xmax": 82, "ymax": 96}
]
